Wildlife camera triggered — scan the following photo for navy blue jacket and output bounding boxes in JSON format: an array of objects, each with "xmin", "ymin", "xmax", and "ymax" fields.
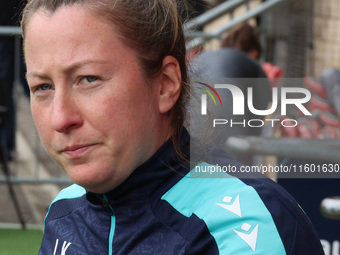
[{"xmin": 40, "ymin": 132, "xmax": 324, "ymax": 254}]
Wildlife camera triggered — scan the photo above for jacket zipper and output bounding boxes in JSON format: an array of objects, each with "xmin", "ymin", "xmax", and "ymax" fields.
[{"xmin": 100, "ymin": 194, "xmax": 115, "ymax": 255}]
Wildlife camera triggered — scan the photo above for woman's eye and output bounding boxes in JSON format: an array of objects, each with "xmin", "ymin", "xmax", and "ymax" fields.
[
  {"xmin": 40, "ymin": 84, "xmax": 52, "ymax": 90},
  {"xmin": 83, "ymin": 76, "xmax": 98, "ymax": 83},
  {"xmin": 29, "ymin": 84, "xmax": 54, "ymax": 98},
  {"xmin": 34, "ymin": 84, "xmax": 52, "ymax": 91}
]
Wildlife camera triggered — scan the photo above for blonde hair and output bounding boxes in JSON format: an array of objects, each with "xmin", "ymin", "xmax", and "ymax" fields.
[{"xmin": 22, "ymin": 0, "xmax": 190, "ymax": 159}]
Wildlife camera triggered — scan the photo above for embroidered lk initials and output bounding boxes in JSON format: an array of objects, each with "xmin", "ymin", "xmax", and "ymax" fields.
[{"xmin": 53, "ymin": 239, "xmax": 72, "ymax": 255}]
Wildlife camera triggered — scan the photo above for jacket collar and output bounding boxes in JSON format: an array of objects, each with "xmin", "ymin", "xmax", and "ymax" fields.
[{"xmin": 87, "ymin": 129, "xmax": 190, "ymax": 206}]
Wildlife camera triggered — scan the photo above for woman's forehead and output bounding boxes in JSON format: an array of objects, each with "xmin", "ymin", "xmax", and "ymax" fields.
[{"xmin": 24, "ymin": 6, "xmax": 137, "ymax": 74}]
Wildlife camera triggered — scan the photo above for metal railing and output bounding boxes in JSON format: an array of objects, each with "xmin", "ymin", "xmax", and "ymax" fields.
[
  {"xmin": 185, "ymin": 0, "xmax": 285, "ymax": 51},
  {"xmin": 226, "ymin": 136, "xmax": 340, "ymax": 163},
  {"xmin": 0, "ymin": 176, "xmax": 72, "ymax": 184},
  {"xmin": 184, "ymin": 0, "xmax": 247, "ymax": 31}
]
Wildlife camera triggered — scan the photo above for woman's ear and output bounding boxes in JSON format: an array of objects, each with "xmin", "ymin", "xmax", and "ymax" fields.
[{"xmin": 158, "ymin": 56, "xmax": 182, "ymax": 114}]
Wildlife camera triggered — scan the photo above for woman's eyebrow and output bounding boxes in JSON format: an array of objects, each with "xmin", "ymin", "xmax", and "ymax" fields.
[
  {"xmin": 26, "ymin": 71, "xmax": 49, "ymax": 80},
  {"xmin": 63, "ymin": 59, "xmax": 109, "ymax": 72},
  {"xmin": 26, "ymin": 59, "xmax": 109, "ymax": 79}
]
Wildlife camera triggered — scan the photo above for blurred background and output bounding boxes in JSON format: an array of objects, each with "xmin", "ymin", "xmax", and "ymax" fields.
[{"xmin": 0, "ymin": 0, "xmax": 339, "ymax": 254}]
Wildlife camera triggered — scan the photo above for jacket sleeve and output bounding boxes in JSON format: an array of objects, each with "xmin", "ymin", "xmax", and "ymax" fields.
[{"xmin": 243, "ymin": 177, "xmax": 325, "ymax": 255}]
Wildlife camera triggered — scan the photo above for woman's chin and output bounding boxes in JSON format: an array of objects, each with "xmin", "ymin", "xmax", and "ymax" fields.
[{"xmin": 66, "ymin": 166, "xmax": 118, "ymax": 193}]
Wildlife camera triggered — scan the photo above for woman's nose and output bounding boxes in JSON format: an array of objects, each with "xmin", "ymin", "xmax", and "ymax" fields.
[{"xmin": 51, "ymin": 91, "xmax": 83, "ymax": 133}]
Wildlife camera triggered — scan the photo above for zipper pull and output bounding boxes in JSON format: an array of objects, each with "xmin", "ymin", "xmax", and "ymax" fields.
[{"xmin": 98, "ymin": 194, "xmax": 114, "ymax": 216}]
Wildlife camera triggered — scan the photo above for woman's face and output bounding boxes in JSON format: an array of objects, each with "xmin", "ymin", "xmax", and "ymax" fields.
[{"xmin": 25, "ymin": 6, "xmax": 171, "ymax": 193}]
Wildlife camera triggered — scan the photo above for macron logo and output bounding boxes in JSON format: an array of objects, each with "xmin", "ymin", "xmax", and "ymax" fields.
[
  {"xmin": 216, "ymin": 194, "xmax": 242, "ymax": 217},
  {"xmin": 216, "ymin": 194, "xmax": 260, "ymax": 252},
  {"xmin": 233, "ymin": 223, "xmax": 259, "ymax": 252}
]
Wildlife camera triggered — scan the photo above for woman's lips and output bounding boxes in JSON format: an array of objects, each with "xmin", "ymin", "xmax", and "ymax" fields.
[{"xmin": 61, "ymin": 144, "xmax": 97, "ymax": 159}]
